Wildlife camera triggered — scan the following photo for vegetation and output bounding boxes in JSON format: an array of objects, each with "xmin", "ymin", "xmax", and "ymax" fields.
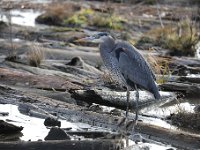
[
  {"xmin": 156, "ymin": 20, "xmax": 198, "ymax": 56},
  {"xmin": 36, "ymin": 3, "xmax": 80, "ymax": 25},
  {"xmin": 64, "ymin": 8, "xmax": 93, "ymax": 26},
  {"xmin": 27, "ymin": 43, "xmax": 44, "ymax": 67},
  {"xmin": 170, "ymin": 111, "xmax": 200, "ymax": 130},
  {"xmin": 89, "ymin": 13, "xmax": 123, "ymax": 30},
  {"xmin": 137, "ymin": 19, "xmax": 199, "ymax": 56},
  {"xmin": 36, "ymin": 3, "xmax": 124, "ymax": 30}
]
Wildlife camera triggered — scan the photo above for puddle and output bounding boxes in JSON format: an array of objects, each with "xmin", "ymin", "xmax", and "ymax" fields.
[
  {"xmin": 0, "ymin": 104, "xmax": 83, "ymax": 141},
  {"xmin": 1, "ymin": 9, "xmax": 42, "ymax": 27}
]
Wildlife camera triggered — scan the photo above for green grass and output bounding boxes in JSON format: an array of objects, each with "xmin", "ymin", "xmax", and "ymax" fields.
[
  {"xmin": 63, "ymin": 8, "xmax": 93, "ymax": 26},
  {"xmin": 89, "ymin": 14, "xmax": 123, "ymax": 30},
  {"xmin": 64, "ymin": 8, "xmax": 123, "ymax": 30}
]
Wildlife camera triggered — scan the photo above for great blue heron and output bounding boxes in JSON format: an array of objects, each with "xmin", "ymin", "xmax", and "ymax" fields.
[{"xmin": 80, "ymin": 32, "xmax": 160, "ymax": 121}]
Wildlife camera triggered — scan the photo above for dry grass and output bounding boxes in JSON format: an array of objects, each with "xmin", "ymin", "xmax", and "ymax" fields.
[
  {"xmin": 46, "ymin": 3, "xmax": 80, "ymax": 20},
  {"xmin": 170, "ymin": 111, "xmax": 200, "ymax": 130},
  {"xmin": 27, "ymin": 43, "xmax": 44, "ymax": 67},
  {"xmin": 148, "ymin": 18, "xmax": 199, "ymax": 56},
  {"xmin": 145, "ymin": 53, "xmax": 173, "ymax": 84},
  {"xmin": 36, "ymin": 3, "xmax": 81, "ymax": 25}
]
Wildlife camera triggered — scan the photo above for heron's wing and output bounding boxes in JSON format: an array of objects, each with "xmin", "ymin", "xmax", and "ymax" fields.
[{"xmin": 112, "ymin": 44, "xmax": 156, "ymax": 90}]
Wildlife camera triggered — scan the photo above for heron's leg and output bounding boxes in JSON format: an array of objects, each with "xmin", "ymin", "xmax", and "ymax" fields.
[
  {"xmin": 125, "ymin": 87, "xmax": 130, "ymax": 147},
  {"xmin": 126, "ymin": 87, "xmax": 130, "ymax": 119},
  {"xmin": 134, "ymin": 84, "xmax": 139, "ymax": 122}
]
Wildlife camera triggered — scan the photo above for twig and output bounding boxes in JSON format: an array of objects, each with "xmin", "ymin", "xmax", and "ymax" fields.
[{"xmin": 156, "ymin": 0, "xmax": 164, "ymax": 28}]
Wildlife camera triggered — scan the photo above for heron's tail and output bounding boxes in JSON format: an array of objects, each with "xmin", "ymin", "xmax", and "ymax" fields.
[
  {"xmin": 154, "ymin": 88, "xmax": 161, "ymax": 99},
  {"xmin": 150, "ymin": 83, "xmax": 161, "ymax": 99}
]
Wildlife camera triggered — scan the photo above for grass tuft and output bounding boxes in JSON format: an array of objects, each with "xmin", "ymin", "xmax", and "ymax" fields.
[
  {"xmin": 36, "ymin": 3, "xmax": 80, "ymax": 25},
  {"xmin": 136, "ymin": 18, "xmax": 199, "ymax": 56},
  {"xmin": 150, "ymin": 19, "xmax": 199, "ymax": 56},
  {"xmin": 89, "ymin": 14, "xmax": 123, "ymax": 30},
  {"xmin": 28, "ymin": 43, "xmax": 44, "ymax": 67}
]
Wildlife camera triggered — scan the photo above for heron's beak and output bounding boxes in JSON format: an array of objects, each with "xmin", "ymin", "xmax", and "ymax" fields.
[{"xmin": 75, "ymin": 36, "xmax": 101, "ymax": 43}]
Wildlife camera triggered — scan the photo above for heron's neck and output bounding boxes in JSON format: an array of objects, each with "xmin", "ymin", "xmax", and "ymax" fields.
[{"xmin": 100, "ymin": 36, "xmax": 115, "ymax": 53}]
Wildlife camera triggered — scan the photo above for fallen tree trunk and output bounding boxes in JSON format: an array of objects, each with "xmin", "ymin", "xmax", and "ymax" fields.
[
  {"xmin": 136, "ymin": 122, "xmax": 200, "ymax": 149},
  {"xmin": 0, "ymin": 67, "xmax": 82, "ymax": 90},
  {"xmin": 171, "ymin": 57, "xmax": 200, "ymax": 67},
  {"xmin": 0, "ymin": 139, "xmax": 123, "ymax": 150},
  {"xmin": 70, "ymin": 89, "xmax": 176, "ymax": 111},
  {"xmin": 156, "ymin": 74, "xmax": 200, "ymax": 83},
  {"xmin": 160, "ymin": 82, "xmax": 200, "ymax": 97}
]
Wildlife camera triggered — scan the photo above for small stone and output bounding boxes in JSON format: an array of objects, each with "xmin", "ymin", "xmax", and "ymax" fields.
[
  {"xmin": 45, "ymin": 127, "xmax": 70, "ymax": 141},
  {"xmin": 44, "ymin": 117, "xmax": 61, "ymax": 127},
  {"xmin": 194, "ymin": 105, "xmax": 200, "ymax": 113}
]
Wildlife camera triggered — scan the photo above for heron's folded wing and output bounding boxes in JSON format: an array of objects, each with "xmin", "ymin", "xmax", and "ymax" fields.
[{"xmin": 113, "ymin": 46, "xmax": 155, "ymax": 90}]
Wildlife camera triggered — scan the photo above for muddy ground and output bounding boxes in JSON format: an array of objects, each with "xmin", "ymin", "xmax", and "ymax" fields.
[{"xmin": 0, "ymin": 0, "xmax": 200, "ymax": 150}]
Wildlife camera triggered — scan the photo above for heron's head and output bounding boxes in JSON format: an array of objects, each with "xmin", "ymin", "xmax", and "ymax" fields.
[{"xmin": 77, "ymin": 32, "xmax": 112, "ymax": 43}]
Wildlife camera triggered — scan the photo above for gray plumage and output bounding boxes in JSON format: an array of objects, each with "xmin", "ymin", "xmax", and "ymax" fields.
[{"xmin": 99, "ymin": 35, "xmax": 160, "ymax": 99}]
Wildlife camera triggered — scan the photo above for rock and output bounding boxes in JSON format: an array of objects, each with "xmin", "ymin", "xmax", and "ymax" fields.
[
  {"xmin": 45, "ymin": 127, "xmax": 70, "ymax": 141},
  {"xmin": 44, "ymin": 117, "xmax": 61, "ymax": 127},
  {"xmin": 0, "ymin": 112, "xmax": 9, "ymax": 116},
  {"xmin": 0, "ymin": 120, "xmax": 23, "ymax": 134},
  {"xmin": 194, "ymin": 105, "xmax": 200, "ymax": 113},
  {"xmin": 88, "ymin": 104, "xmax": 103, "ymax": 113}
]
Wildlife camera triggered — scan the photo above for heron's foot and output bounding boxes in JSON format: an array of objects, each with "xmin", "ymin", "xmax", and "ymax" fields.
[{"xmin": 117, "ymin": 117, "xmax": 137, "ymax": 132}]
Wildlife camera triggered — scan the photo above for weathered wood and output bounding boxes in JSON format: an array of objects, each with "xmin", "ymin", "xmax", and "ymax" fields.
[
  {"xmin": 0, "ymin": 140, "xmax": 123, "ymax": 150},
  {"xmin": 135, "ymin": 122, "xmax": 200, "ymax": 149},
  {"xmin": 52, "ymin": 63, "xmax": 100, "ymax": 79},
  {"xmin": 171, "ymin": 57, "xmax": 200, "ymax": 67},
  {"xmin": 0, "ymin": 67, "xmax": 82, "ymax": 90},
  {"xmin": 156, "ymin": 74, "xmax": 200, "ymax": 83},
  {"xmin": 0, "ymin": 85, "xmax": 199, "ymax": 149},
  {"xmin": 160, "ymin": 82, "xmax": 200, "ymax": 97},
  {"xmin": 70, "ymin": 89, "xmax": 176, "ymax": 111}
]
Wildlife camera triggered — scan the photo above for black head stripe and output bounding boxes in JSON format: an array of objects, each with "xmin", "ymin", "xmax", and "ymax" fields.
[{"xmin": 98, "ymin": 32, "xmax": 109, "ymax": 37}]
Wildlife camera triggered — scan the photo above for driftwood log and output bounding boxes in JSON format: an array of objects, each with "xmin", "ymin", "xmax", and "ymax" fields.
[
  {"xmin": 0, "ymin": 139, "xmax": 123, "ymax": 150},
  {"xmin": 156, "ymin": 74, "xmax": 200, "ymax": 83},
  {"xmin": 70, "ymin": 89, "xmax": 176, "ymax": 111},
  {"xmin": 0, "ymin": 67, "xmax": 82, "ymax": 90},
  {"xmin": 160, "ymin": 82, "xmax": 200, "ymax": 97}
]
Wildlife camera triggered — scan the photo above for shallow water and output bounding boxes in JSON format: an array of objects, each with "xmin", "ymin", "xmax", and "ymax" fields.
[
  {"xmin": 144, "ymin": 102, "xmax": 195, "ymax": 118},
  {"xmin": 1, "ymin": 9, "xmax": 42, "ymax": 27},
  {"xmin": 0, "ymin": 104, "xmax": 82, "ymax": 141}
]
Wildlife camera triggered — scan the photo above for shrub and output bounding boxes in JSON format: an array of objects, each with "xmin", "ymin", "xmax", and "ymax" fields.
[
  {"xmin": 36, "ymin": 3, "xmax": 80, "ymax": 25},
  {"xmin": 144, "ymin": 19, "xmax": 199, "ymax": 56},
  {"xmin": 64, "ymin": 8, "xmax": 93, "ymax": 26},
  {"xmin": 89, "ymin": 14, "xmax": 123, "ymax": 30}
]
